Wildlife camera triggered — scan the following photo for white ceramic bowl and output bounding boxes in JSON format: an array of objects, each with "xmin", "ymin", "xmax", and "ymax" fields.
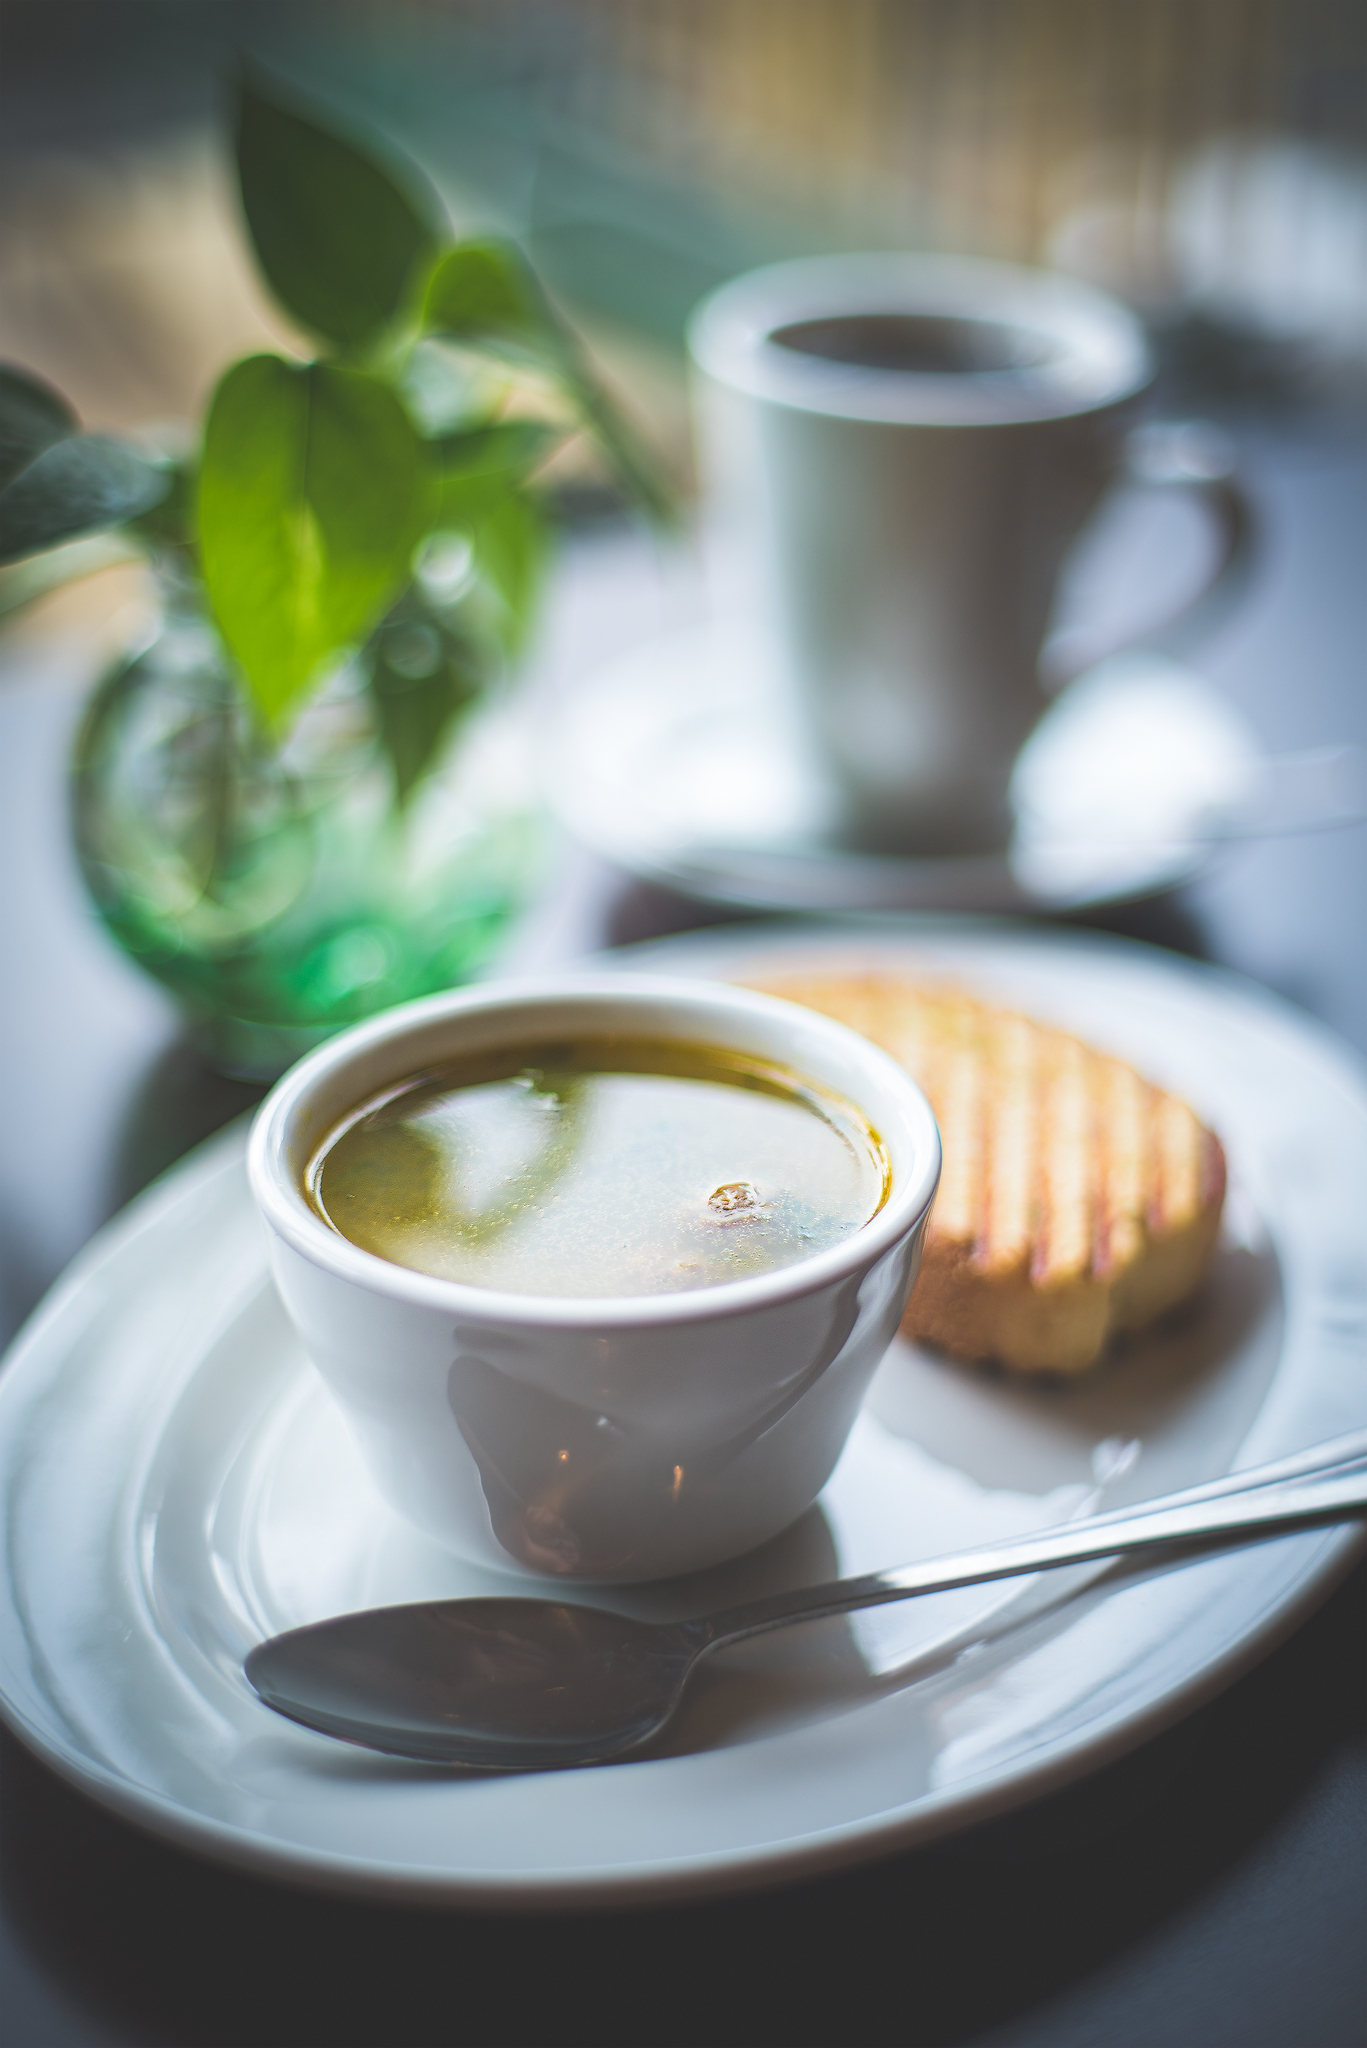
[{"xmin": 247, "ymin": 975, "xmax": 941, "ymax": 1583}]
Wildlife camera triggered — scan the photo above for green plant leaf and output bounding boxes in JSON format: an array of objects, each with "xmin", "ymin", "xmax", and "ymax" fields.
[
  {"xmin": 198, "ymin": 355, "xmax": 436, "ymax": 729},
  {"xmin": 367, "ymin": 600, "xmax": 481, "ymax": 805},
  {"xmin": 0, "ymin": 435, "xmax": 170, "ymax": 565},
  {"xmin": 431, "ymin": 421, "xmax": 563, "ymax": 529},
  {"xmin": 235, "ymin": 68, "xmax": 443, "ymax": 352},
  {"xmin": 126, "ymin": 458, "xmax": 198, "ymax": 552},
  {"xmin": 433, "ymin": 419, "xmax": 563, "ymax": 478},
  {"xmin": 422, "ymin": 241, "xmax": 554, "ymax": 355},
  {"xmin": 0, "ymin": 363, "xmax": 77, "ymax": 491},
  {"xmin": 469, "ymin": 491, "xmax": 548, "ymax": 659},
  {"xmin": 423, "ymin": 241, "xmax": 676, "ymax": 526}
]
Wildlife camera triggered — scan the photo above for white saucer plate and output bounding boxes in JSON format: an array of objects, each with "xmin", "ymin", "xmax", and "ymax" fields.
[
  {"xmin": 549, "ymin": 625, "xmax": 1280, "ymax": 912},
  {"xmin": 1, "ymin": 921, "xmax": 1365, "ymax": 1907}
]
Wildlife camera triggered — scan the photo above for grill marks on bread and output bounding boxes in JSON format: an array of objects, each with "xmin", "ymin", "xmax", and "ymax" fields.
[{"xmin": 749, "ymin": 973, "xmax": 1226, "ymax": 1375}]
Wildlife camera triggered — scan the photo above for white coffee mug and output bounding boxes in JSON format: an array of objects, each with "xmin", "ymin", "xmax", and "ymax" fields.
[{"xmin": 689, "ymin": 253, "xmax": 1249, "ymax": 856}]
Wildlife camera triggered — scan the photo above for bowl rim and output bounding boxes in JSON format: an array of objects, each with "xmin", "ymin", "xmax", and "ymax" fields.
[{"xmin": 246, "ymin": 971, "xmax": 942, "ymax": 1330}]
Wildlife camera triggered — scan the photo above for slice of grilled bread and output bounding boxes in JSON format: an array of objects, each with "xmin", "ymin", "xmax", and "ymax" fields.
[{"xmin": 747, "ymin": 970, "xmax": 1226, "ymax": 1375}]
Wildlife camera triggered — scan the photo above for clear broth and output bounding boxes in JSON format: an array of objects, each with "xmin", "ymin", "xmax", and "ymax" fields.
[{"xmin": 308, "ymin": 1036, "xmax": 890, "ymax": 1297}]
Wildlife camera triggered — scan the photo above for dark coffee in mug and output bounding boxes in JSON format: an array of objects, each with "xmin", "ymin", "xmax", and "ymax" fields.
[{"xmin": 771, "ymin": 312, "xmax": 1063, "ymax": 378}]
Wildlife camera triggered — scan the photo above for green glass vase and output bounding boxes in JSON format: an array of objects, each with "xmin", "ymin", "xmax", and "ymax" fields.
[{"xmin": 72, "ymin": 575, "xmax": 545, "ymax": 1076}]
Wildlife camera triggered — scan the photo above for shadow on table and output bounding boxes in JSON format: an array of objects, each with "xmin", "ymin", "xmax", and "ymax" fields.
[
  {"xmin": 603, "ymin": 872, "xmax": 1216, "ymax": 965},
  {"xmin": 1, "ymin": 1558, "xmax": 1362, "ymax": 2048},
  {"xmin": 105, "ymin": 1036, "xmax": 268, "ymax": 1215}
]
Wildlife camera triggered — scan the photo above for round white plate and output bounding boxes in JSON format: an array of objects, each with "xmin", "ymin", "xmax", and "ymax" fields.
[
  {"xmin": 549, "ymin": 625, "xmax": 1282, "ymax": 911},
  {"xmin": 1, "ymin": 921, "xmax": 1365, "ymax": 1907}
]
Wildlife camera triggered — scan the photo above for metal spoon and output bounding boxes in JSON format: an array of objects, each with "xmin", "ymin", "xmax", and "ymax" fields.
[{"xmin": 245, "ymin": 1428, "xmax": 1367, "ymax": 1770}]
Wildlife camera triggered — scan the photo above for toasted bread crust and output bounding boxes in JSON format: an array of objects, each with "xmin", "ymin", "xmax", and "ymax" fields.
[{"xmin": 747, "ymin": 971, "xmax": 1226, "ymax": 1375}]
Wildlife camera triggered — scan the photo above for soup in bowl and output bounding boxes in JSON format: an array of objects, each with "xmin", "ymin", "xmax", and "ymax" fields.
[{"xmin": 248, "ymin": 975, "xmax": 941, "ymax": 1582}]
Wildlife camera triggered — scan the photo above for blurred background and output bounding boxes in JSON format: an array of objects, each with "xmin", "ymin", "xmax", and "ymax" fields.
[
  {"xmin": 3, "ymin": 21, "xmax": 1365, "ymax": 2043},
  {"xmin": 2, "ymin": 0, "xmax": 1365, "ymax": 468}
]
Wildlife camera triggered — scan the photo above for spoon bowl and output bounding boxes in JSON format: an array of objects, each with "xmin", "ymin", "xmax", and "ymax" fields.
[{"xmin": 247, "ymin": 1601, "xmax": 710, "ymax": 1769}]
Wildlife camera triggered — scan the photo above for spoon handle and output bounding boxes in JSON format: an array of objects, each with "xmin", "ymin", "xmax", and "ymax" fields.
[{"xmin": 704, "ymin": 1427, "xmax": 1367, "ymax": 1649}]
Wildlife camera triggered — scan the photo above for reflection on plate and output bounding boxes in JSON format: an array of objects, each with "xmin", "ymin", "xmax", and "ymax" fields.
[
  {"xmin": 550, "ymin": 626, "xmax": 1361, "ymax": 911},
  {"xmin": 0, "ymin": 922, "xmax": 1365, "ymax": 1906}
]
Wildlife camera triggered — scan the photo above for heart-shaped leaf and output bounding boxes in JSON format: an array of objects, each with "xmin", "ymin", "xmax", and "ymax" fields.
[
  {"xmin": 422, "ymin": 241, "xmax": 556, "ymax": 356},
  {"xmin": 0, "ymin": 434, "xmax": 170, "ymax": 564},
  {"xmin": 236, "ymin": 69, "xmax": 443, "ymax": 353},
  {"xmin": 198, "ymin": 355, "xmax": 436, "ymax": 729},
  {"xmin": 0, "ymin": 363, "xmax": 77, "ymax": 492}
]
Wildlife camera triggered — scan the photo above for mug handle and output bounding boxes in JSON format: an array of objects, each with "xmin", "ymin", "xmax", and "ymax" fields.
[{"xmin": 1041, "ymin": 420, "xmax": 1256, "ymax": 688}]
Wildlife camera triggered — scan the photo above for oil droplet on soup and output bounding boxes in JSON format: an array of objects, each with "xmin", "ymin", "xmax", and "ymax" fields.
[{"xmin": 307, "ymin": 1037, "xmax": 890, "ymax": 1297}]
